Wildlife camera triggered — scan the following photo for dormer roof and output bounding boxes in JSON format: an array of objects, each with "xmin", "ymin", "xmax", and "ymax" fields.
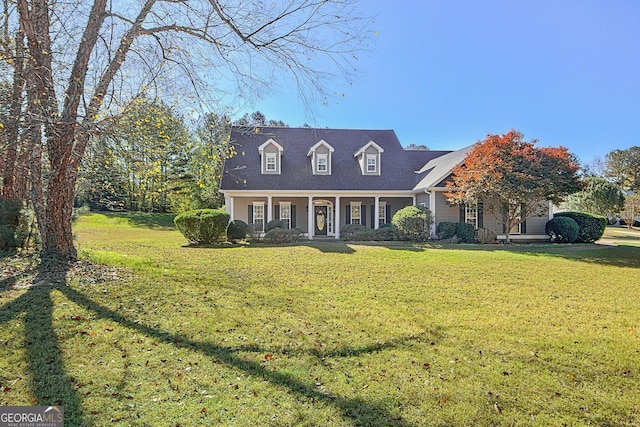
[{"xmin": 353, "ymin": 141, "xmax": 384, "ymax": 157}]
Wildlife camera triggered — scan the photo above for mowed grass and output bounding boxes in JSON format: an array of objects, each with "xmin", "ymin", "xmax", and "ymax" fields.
[{"xmin": 1, "ymin": 213, "xmax": 639, "ymax": 426}]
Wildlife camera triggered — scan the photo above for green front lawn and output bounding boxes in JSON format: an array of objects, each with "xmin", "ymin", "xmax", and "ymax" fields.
[{"xmin": 1, "ymin": 213, "xmax": 639, "ymax": 426}]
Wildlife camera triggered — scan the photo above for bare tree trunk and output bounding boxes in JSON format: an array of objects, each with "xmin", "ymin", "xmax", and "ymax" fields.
[{"xmin": 1, "ymin": 30, "xmax": 26, "ymax": 201}]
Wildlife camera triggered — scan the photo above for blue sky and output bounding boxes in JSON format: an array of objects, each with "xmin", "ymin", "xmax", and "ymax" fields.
[{"xmin": 249, "ymin": 0, "xmax": 640, "ymax": 165}]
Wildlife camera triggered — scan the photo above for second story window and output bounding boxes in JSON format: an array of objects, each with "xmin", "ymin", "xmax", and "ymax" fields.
[
  {"xmin": 258, "ymin": 139, "xmax": 283, "ymax": 175},
  {"xmin": 265, "ymin": 153, "xmax": 277, "ymax": 172},
  {"xmin": 317, "ymin": 154, "xmax": 328, "ymax": 173},
  {"xmin": 307, "ymin": 140, "xmax": 334, "ymax": 175},
  {"xmin": 354, "ymin": 141, "xmax": 384, "ymax": 175},
  {"xmin": 366, "ymin": 154, "xmax": 377, "ymax": 173}
]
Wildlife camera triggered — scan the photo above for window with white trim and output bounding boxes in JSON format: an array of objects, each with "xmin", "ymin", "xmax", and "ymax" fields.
[
  {"xmin": 465, "ymin": 202, "xmax": 478, "ymax": 229},
  {"xmin": 350, "ymin": 202, "xmax": 361, "ymax": 225},
  {"xmin": 265, "ymin": 153, "xmax": 277, "ymax": 172},
  {"xmin": 366, "ymin": 154, "xmax": 377, "ymax": 173},
  {"xmin": 279, "ymin": 202, "xmax": 291, "ymax": 229},
  {"xmin": 253, "ymin": 202, "xmax": 265, "ymax": 232},
  {"xmin": 378, "ymin": 202, "xmax": 387, "ymax": 225},
  {"xmin": 508, "ymin": 199, "xmax": 522, "ymax": 234},
  {"xmin": 317, "ymin": 154, "xmax": 328, "ymax": 173}
]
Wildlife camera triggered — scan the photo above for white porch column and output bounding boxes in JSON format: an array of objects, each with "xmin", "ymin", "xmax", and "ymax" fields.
[
  {"xmin": 429, "ymin": 191, "xmax": 437, "ymax": 236},
  {"xmin": 224, "ymin": 196, "xmax": 233, "ymax": 221},
  {"xmin": 308, "ymin": 196, "xmax": 314, "ymax": 239},
  {"xmin": 335, "ymin": 196, "xmax": 341, "ymax": 239},
  {"xmin": 549, "ymin": 201, "xmax": 554, "ymax": 220},
  {"xmin": 267, "ymin": 195, "xmax": 273, "ymax": 223},
  {"xmin": 412, "ymin": 194, "xmax": 417, "ymax": 206},
  {"xmin": 374, "ymin": 196, "xmax": 380, "ymax": 229}
]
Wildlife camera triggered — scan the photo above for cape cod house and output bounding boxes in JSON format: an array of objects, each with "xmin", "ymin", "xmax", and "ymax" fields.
[{"xmin": 219, "ymin": 126, "xmax": 552, "ymax": 240}]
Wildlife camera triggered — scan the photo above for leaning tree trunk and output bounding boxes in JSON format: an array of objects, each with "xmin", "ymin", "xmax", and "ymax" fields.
[{"xmin": 39, "ymin": 123, "xmax": 80, "ymax": 263}]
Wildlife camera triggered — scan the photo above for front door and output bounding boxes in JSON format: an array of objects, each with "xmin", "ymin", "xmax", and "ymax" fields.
[{"xmin": 314, "ymin": 206, "xmax": 328, "ymax": 236}]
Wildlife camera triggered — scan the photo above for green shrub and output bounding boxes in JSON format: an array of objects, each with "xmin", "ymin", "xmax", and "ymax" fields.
[
  {"xmin": 456, "ymin": 222, "xmax": 476, "ymax": 243},
  {"xmin": 174, "ymin": 209, "xmax": 230, "ymax": 244},
  {"xmin": 339, "ymin": 224, "xmax": 396, "ymax": 241},
  {"xmin": 392, "ymin": 206, "xmax": 433, "ymax": 242},
  {"xmin": 226, "ymin": 220, "xmax": 248, "ymax": 243},
  {"xmin": 554, "ymin": 211, "xmax": 606, "ymax": 243},
  {"xmin": 340, "ymin": 224, "xmax": 373, "ymax": 241},
  {"xmin": 266, "ymin": 219, "xmax": 288, "ymax": 232},
  {"xmin": 436, "ymin": 221, "xmax": 475, "ymax": 243},
  {"xmin": 436, "ymin": 222, "xmax": 458, "ymax": 240},
  {"xmin": 371, "ymin": 224, "xmax": 397, "ymax": 241},
  {"xmin": 264, "ymin": 227, "xmax": 303, "ymax": 244},
  {"xmin": 545, "ymin": 216, "xmax": 579, "ymax": 243},
  {"xmin": 475, "ymin": 228, "xmax": 497, "ymax": 244}
]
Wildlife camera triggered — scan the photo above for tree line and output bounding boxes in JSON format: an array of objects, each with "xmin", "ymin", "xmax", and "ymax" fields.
[
  {"xmin": 566, "ymin": 147, "xmax": 640, "ymax": 226},
  {"xmin": 76, "ymin": 107, "xmax": 286, "ymax": 214}
]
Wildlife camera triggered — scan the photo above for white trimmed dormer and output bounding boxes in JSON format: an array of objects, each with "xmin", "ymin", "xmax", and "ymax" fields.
[
  {"xmin": 258, "ymin": 138, "xmax": 284, "ymax": 175},
  {"xmin": 354, "ymin": 141, "xmax": 384, "ymax": 175},
  {"xmin": 307, "ymin": 140, "xmax": 335, "ymax": 175}
]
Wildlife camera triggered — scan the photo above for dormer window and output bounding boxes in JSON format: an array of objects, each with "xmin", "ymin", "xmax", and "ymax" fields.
[
  {"xmin": 265, "ymin": 153, "xmax": 277, "ymax": 172},
  {"xmin": 307, "ymin": 140, "xmax": 334, "ymax": 175},
  {"xmin": 258, "ymin": 138, "xmax": 283, "ymax": 175},
  {"xmin": 317, "ymin": 154, "xmax": 328, "ymax": 173},
  {"xmin": 366, "ymin": 154, "xmax": 377, "ymax": 173},
  {"xmin": 354, "ymin": 141, "xmax": 384, "ymax": 175}
]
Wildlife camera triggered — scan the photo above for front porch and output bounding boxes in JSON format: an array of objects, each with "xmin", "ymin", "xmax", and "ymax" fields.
[{"xmin": 223, "ymin": 192, "xmax": 415, "ymax": 239}]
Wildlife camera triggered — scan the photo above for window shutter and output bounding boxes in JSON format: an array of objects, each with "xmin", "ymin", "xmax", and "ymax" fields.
[
  {"xmin": 459, "ymin": 204, "xmax": 465, "ymax": 223},
  {"xmin": 370, "ymin": 205, "xmax": 375, "ymax": 229},
  {"xmin": 478, "ymin": 201, "xmax": 484, "ymax": 228},
  {"xmin": 386, "ymin": 205, "xmax": 391, "ymax": 224},
  {"xmin": 346, "ymin": 205, "xmax": 351, "ymax": 224},
  {"xmin": 248, "ymin": 205, "xmax": 253, "ymax": 224},
  {"xmin": 521, "ymin": 203, "xmax": 527, "ymax": 233},
  {"xmin": 362, "ymin": 205, "xmax": 366, "ymax": 226},
  {"xmin": 275, "ymin": 205, "xmax": 280, "ymax": 221},
  {"xmin": 291, "ymin": 206, "xmax": 296, "ymax": 228}
]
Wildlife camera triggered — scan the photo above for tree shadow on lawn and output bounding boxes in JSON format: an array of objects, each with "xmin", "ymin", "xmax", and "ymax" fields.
[
  {"xmin": 0, "ymin": 265, "xmax": 420, "ymax": 426},
  {"xmin": 93, "ymin": 211, "xmax": 176, "ymax": 230},
  {"xmin": 500, "ymin": 244, "xmax": 640, "ymax": 269},
  {"xmin": 411, "ymin": 241, "xmax": 640, "ymax": 269},
  {"xmin": 0, "ymin": 268, "xmax": 83, "ymax": 423}
]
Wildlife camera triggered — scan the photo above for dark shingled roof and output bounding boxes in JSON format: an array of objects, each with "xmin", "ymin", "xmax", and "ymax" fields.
[{"xmin": 220, "ymin": 127, "xmax": 450, "ymax": 192}]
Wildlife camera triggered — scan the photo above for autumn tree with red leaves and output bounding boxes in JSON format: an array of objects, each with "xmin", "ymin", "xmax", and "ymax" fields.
[{"xmin": 446, "ymin": 130, "xmax": 581, "ymax": 242}]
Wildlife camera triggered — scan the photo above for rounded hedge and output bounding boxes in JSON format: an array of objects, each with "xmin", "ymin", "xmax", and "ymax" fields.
[
  {"xmin": 392, "ymin": 205, "xmax": 433, "ymax": 242},
  {"xmin": 436, "ymin": 221, "xmax": 475, "ymax": 243},
  {"xmin": 174, "ymin": 209, "xmax": 230, "ymax": 244},
  {"xmin": 545, "ymin": 216, "xmax": 579, "ymax": 243},
  {"xmin": 436, "ymin": 222, "xmax": 458, "ymax": 240},
  {"xmin": 226, "ymin": 219, "xmax": 248, "ymax": 242},
  {"xmin": 554, "ymin": 211, "xmax": 606, "ymax": 243}
]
